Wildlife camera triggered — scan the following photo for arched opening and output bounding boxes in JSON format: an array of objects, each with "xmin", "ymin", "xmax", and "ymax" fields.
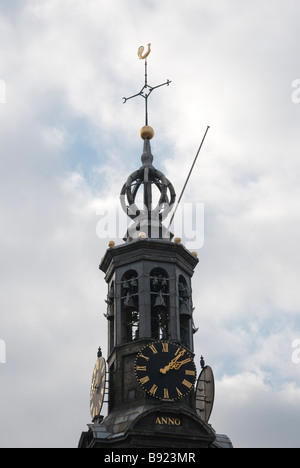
[
  {"xmin": 150, "ymin": 268, "xmax": 169, "ymax": 340},
  {"xmin": 121, "ymin": 270, "xmax": 139, "ymax": 343},
  {"xmin": 178, "ymin": 276, "xmax": 192, "ymax": 348},
  {"xmin": 105, "ymin": 281, "xmax": 115, "ymax": 353}
]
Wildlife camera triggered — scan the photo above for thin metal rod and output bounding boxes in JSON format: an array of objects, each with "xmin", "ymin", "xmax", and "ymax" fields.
[
  {"xmin": 145, "ymin": 59, "xmax": 148, "ymax": 125},
  {"xmin": 145, "ymin": 96, "xmax": 148, "ymax": 125},
  {"xmin": 145, "ymin": 59, "xmax": 148, "ymax": 87},
  {"xmin": 168, "ymin": 125, "xmax": 210, "ymax": 229}
]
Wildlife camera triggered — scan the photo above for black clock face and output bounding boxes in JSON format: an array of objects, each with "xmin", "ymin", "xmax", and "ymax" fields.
[{"xmin": 135, "ymin": 341, "xmax": 196, "ymax": 400}]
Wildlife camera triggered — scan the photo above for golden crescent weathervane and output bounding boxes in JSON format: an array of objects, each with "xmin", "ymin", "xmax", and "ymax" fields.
[{"xmin": 137, "ymin": 43, "xmax": 151, "ymax": 61}]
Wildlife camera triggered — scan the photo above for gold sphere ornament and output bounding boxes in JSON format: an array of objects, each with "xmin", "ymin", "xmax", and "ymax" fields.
[
  {"xmin": 174, "ymin": 237, "xmax": 182, "ymax": 244},
  {"xmin": 108, "ymin": 241, "xmax": 115, "ymax": 248},
  {"xmin": 138, "ymin": 232, "xmax": 147, "ymax": 239},
  {"xmin": 140, "ymin": 125, "xmax": 154, "ymax": 140}
]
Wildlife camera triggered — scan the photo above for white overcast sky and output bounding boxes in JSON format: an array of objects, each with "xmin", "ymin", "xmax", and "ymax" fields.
[{"xmin": 0, "ymin": 0, "xmax": 300, "ymax": 448}]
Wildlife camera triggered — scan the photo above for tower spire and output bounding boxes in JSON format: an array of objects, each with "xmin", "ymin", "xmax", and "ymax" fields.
[{"xmin": 120, "ymin": 44, "xmax": 175, "ymax": 242}]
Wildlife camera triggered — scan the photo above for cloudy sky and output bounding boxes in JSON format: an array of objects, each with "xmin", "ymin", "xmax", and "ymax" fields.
[{"xmin": 0, "ymin": 0, "xmax": 300, "ymax": 448}]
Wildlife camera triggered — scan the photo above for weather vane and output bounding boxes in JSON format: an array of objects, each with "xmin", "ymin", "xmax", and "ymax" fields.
[{"xmin": 122, "ymin": 43, "xmax": 171, "ymax": 126}]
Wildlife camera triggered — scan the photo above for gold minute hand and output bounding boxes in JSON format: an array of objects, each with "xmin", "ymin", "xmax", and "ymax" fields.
[
  {"xmin": 172, "ymin": 357, "xmax": 192, "ymax": 370},
  {"xmin": 160, "ymin": 350, "xmax": 186, "ymax": 374}
]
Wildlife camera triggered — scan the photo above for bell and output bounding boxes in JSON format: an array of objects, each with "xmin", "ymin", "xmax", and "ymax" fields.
[
  {"xmin": 124, "ymin": 293, "xmax": 135, "ymax": 310},
  {"xmin": 179, "ymin": 282, "xmax": 190, "ymax": 299},
  {"xmin": 154, "ymin": 290, "xmax": 167, "ymax": 308},
  {"xmin": 130, "ymin": 278, "xmax": 138, "ymax": 288},
  {"xmin": 179, "ymin": 300, "xmax": 192, "ymax": 318},
  {"xmin": 161, "ymin": 276, "xmax": 167, "ymax": 288},
  {"xmin": 181, "ymin": 287, "xmax": 190, "ymax": 299},
  {"xmin": 151, "ymin": 276, "xmax": 159, "ymax": 288}
]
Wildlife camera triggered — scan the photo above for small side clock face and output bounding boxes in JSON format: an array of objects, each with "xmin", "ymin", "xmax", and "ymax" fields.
[
  {"xmin": 135, "ymin": 341, "xmax": 196, "ymax": 400},
  {"xmin": 90, "ymin": 357, "xmax": 106, "ymax": 420}
]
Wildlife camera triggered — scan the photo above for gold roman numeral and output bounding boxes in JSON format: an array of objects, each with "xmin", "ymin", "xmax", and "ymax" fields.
[
  {"xmin": 139, "ymin": 353, "xmax": 150, "ymax": 361},
  {"xmin": 139, "ymin": 376, "xmax": 150, "ymax": 385},
  {"xmin": 149, "ymin": 384, "xmax": 158, "ymax": 396},
  {"xmin": 149, "ymin": 344, "xmax": 158, "ymax": 354},
  {"xmin": 185, "ymin": 369, "xmax": 195, "ymax": 376},
  {"xmin": 164, "ymin": 388, "xmax": 169, "ymax": 399},
  {"xmin": 176, "ymin": 387, "xmax": 182, "ymax": 397},
  {"xmin": 136, "ymin": 366, "xmax": 147, "ymax": 371},
  {"xmin": 182, "ymin": 379, "xmax": 193, "ymax": 389},
  {"xmin": 162, "ymin": 342, "xmax": 169, "ymax": 353}
]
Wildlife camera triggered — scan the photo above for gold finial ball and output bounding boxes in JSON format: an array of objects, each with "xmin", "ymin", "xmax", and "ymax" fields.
[
  {"xmin": 140, "ymin": 125, "xmax": 154, "ymax": 140},
  {"xmin": 138, "ymin": 231, "xmax": 147, "ymax": 239},
  {"xmin": 174, "ymin": 237, "xmax": 182, "ymax": 244},
  {"xmin": 191, "ymin": 251, "xmax": 198, "ymax": 258},
  {"xmin": 108, "ymin": 241, "xmax": 115, "ymax": 248}
]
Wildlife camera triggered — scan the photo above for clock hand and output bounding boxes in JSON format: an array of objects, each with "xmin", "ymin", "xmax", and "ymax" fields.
[
  {"xmin": 160, "ymin": 350, "xmax": 186, "ymax": 374},
  {"xmin": 160, "ymin": 362, "xmax": 172, "ymax": 374},
  {"xmin": 172, "ymin": 357, "xmax": 192, "ymax": 370}
]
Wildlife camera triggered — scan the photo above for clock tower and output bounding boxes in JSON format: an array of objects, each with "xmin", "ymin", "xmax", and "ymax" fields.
[{"xmin": 78, "ymin": 46, "xmax": 233, "ymax": 449}]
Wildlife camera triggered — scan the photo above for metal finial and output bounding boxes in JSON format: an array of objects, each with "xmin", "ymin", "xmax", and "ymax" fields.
[
  {"xmin": 200, "ymin": 355, "xmax": 205, "ymax": 369},
  {"xmin": 97, "ymin": 347, "xmax": 102, "ymax": 358},
  {"xmin": 123, "ymin": 44, "xmax": 171, "ymax": 127}
]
